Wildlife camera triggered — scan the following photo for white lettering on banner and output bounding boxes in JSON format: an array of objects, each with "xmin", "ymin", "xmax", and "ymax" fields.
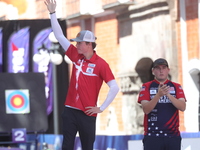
[
  {"xmin": 38, "ymin": 66, "xmax": 48, "ymax": 72},
  {"xmin": 12, "ymin": 48, "xmax": 24, "ymax": 57},
  {"xmin": 12, "ymin": 66, "xmax": 25, "ymax": 73},
  {"xmin": 12, "ymin": 128, "xmax": 26, "ymax": 143},
  {"xmin": 45, "ymin": 86, "xmax": 49, "ymax": 99},
  {"xmin": 12, "ymin": 56, "xmax": 24, "ymax": 65},
  {"xmin": 12, "ymin": 48, "xmax": 25, "ymax": 73},
  {"xmin": 36, "ymin": 52, "xmax": 50, "ymax": 99}
]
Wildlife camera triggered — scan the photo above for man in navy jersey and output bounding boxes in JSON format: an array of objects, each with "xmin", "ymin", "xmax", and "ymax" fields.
[{"xmin": 138, "ymin": 58, "xmax": 186, "ymax": 150}]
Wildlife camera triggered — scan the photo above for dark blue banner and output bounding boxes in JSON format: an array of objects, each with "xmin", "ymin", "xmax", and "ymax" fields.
[
  {"xmin": 32, "ymin": 27, "xmax": 53, "ymax": 115},
  {"xmin": 0, "ymin": 28, "xmax": 2, "ymax": 72},
  {"xmin": 35, "ymin": 134, "xmax": 144, "ymax": 150},
  {"xmin": 7, "ymin": 27, "xmax": 30, "ymax": 73}
]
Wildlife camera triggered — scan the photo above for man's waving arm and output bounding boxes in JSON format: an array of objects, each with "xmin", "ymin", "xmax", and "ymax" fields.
[{"xmin": 44, "ymin": 0, "xmax": 70, "ymax": 51}]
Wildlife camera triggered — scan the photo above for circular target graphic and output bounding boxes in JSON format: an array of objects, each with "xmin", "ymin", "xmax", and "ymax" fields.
[{"xmin": 6, "ymin": 90, "xmax": 30, "ymax": 114}]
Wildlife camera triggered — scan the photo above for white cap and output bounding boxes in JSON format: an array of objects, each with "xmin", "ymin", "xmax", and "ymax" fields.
[{"xmin": 70, "ymin": 30, "xmax": 97, "ymax": 42}]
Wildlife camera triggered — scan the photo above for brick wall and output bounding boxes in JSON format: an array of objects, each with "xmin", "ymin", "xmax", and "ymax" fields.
[{"xmin": 185, "ymin": 0, "xmax": 199, "ymax": 59}]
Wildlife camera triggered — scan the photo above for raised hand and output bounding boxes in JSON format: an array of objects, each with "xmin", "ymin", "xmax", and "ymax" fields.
[{"xmin": 44, "ymin": 0, "xmax": 57, "ymax": 13}]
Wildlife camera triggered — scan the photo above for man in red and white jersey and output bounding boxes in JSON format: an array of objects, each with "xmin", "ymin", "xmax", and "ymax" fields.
[
  {"xmin": 138, "ymin": 58, "xmax": 186, "ymax": 150},
  {"xmin": 44, "ymin": 0, "xmax": 119, "ymax": 150}
]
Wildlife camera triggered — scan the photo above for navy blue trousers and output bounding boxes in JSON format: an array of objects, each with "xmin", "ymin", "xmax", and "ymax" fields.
[{"xmin": 143, "ymin": 136, "xmax": 182, "ymax": 150}]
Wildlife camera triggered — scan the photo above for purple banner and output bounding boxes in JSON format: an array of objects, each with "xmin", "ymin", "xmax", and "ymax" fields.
[
  {"xmin": 7, "ymin": 27, "xmax": 30, "ymax": 73},
  {"xmin": 0, "ymin": 28, "xmax": 2, "ymax": 72},
  {"xmin": 32, "ymin": 27, "xmax": 53, "ymax": 115}
]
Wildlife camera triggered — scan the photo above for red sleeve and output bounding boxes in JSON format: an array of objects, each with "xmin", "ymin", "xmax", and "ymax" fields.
[
  {"xmin": 138, "ymin": 82, "xmax": 150, "ymax": 104},
  {"xmin": 99, "ymin": 59, "xmax": 115, "ymax": 83},
  {"xmin": 174, "ymin": 83, "xmax": 187, "ymax": 101},
  {"xmin": 65, "ymin": 44, "xmax": 82, "ymax": 62}
]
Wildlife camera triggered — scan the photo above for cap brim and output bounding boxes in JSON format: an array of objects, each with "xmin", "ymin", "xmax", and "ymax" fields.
[
  {"xmin": 70, "ymin": 38, "xmax": 83, "ymax": 42},
  {"xmin": 153, "ymin": 64, "xmax": 168, "ymax": 68}
]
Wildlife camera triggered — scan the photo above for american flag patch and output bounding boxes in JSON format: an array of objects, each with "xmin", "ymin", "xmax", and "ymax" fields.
[
  {"xmin": 139, "ymin": 94, "xmax": 144, "ymax": 97},
  {"xmin": 169, "ymin": 87, "xmax": 175, "ymax": 94},
  {"xmin": 140, "ymin": 86, "xmax": 146, "ymax": 92}
]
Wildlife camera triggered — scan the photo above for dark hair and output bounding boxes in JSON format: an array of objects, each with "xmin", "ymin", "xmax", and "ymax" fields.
[{"xmin": 86, "ymin": 42, "xmax": 97, "ymax": 49}]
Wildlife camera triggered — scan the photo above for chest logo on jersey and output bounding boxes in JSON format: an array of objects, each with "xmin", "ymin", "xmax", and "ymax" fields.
[
  {"xmin": 86, "ymin": 67, "xmax": 94, "ymax": 74},
  {"xmin": 86, "ymin": 63, "xmax": 96, "ymax": 74},
  {"xmin": 88, "ymin": 63, "xmax": 96, "ymax": 67},
  {"xmin": 150, "ymin": 90, "xmax": 157, "ymax": 94},
  {"xmin": 169, "ymin": 87, "xmax": 175, "ymax": 94}
]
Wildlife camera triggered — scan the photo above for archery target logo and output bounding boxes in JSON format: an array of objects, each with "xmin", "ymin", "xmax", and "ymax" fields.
[{"xmin": 5, "ymin": 89, "xmax": 30, "ymax": 114}]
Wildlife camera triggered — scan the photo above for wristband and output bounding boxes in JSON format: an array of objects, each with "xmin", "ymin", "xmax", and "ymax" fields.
[{"xmin": 50, "ymin": 11, "xmax": 55, "ymax": 15}]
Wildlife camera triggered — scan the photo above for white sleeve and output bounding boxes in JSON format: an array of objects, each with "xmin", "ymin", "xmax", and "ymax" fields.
[
  {"xmin": 100, "ymin": 80, "xmax": 120, "ymax": 111},
  {"xmin": 50, "ymin": 13, "xmax": 70, "ymax": 51}
]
